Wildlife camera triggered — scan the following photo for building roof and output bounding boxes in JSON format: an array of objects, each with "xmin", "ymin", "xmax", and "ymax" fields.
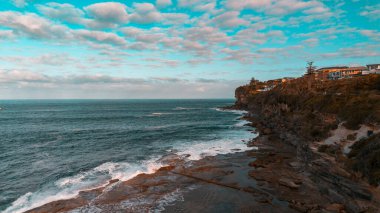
[
  {"xmin": 367, "ymin": 64, "xmax": 380, "ymax": 66},
  {"xmin": 341, "ymin": 66, "xmax": 367, "ymax": 70},
  {"xmin": 316, "ymin": 66, "xmax": 348, "ymax": 71}
]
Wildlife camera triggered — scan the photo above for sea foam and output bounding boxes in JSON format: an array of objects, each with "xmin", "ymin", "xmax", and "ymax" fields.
[
  {"xmin": 3, "ymin": 159, "xmax": 164, "ymax": 213},
  {"xmin": 5, "ymin": 108, "xmax": 256, "ymax": 213}
]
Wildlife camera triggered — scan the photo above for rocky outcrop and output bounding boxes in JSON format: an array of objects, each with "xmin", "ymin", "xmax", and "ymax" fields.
[{"xmin": 233, "ymin": 75, "xmax": 380, "ymax": 212}]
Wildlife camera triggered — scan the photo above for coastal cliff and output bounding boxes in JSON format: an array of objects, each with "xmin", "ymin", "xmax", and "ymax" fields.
[
  {"xmin": 18, "ymin": 75, "xmax": 380, "ymax": 213},
  {"xmin": 232, "ymin": 74, "xmax": 380, "ymax": 212}
]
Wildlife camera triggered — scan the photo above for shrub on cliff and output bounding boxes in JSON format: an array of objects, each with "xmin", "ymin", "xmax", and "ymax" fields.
[
  {"xmin": 235, "ymin": 75, "xmax": 380, "ymax": 133},
  {"xmin": 348, "ymin": 134, "xmax": 380, "ymax": 186}
]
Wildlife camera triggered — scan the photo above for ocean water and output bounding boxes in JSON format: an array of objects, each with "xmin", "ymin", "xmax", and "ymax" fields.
[{"xmin": 0, "ymin": 99, "xmax": 255, "ymax": 212}]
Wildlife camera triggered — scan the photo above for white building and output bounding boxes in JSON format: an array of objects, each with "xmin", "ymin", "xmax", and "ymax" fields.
[{"xmin": 363, "ymin": 64, "xmax": 380, "ymax": 75}]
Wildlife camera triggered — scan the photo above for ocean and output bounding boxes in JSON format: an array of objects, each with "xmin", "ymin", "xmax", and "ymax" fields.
[{"xmin": 0, "ymin": 99, "xmax": 254, "ymax": 212}]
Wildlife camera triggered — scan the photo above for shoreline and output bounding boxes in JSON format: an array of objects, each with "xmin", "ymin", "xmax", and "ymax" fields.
[
  {"xmin": 14, "ymin": 107, "xmax": 380, "ymax": 212},
  {"xmin": 7, "ymin": 108, "xmax": 254, "ymax": 213}
]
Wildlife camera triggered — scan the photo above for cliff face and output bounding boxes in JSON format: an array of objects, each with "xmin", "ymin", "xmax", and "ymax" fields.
[
  {"xmin": 236, "ymin": 75, "xmax": 380, "ymax": 131},
  {"xmin": 234, "ymin": 75, "xmax": 380, "ymax": 186}
]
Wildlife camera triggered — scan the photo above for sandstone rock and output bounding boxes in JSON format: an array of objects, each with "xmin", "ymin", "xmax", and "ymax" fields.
[
  {"xmin": 247, "ymin": 139, "xmax": 256, "ymax": 147},
  {"xmin": 288, "ymin": 161, "xmax": 301, "ymax": 169},
  {"xmin": 248, "ymin": 171, "xmax": 266, "ymax": 181},
  {"xmin": 249, "ymin": 161, "xmax": 266, "ymax": 168},
  {"xmin": 289, "ymin": 200, "xmax": 308, "ymax": 212},
  {"xmin": 346, "ymin": 133, "xmax": 356, "ymax": 141},
  {"xmin": 108, "ymin": 179, "xmax": 119, "ymax": 184},
  {"xmin": 256, "ymin": 197, "xmax": 270, "ymax": 203},
  {"xmin": 325, "ymin": 203, "xmax": 344, "ymax": 213},
  {"xmin": 263, "ymin": 128, "xmax": 272, "ymax": 135},
  {"xmin": 157, "ymin": 165, "xmax": 175, "ymax": 172},
  {"xmin": 334, "ymin": 167, "xmax": 351, "ymax": 178},
  {"xmin": 278, "ymin": 178, "xmax": 300, "ymax": 190}
]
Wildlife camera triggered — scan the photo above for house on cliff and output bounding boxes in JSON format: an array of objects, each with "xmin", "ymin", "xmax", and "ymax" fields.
[
  {"xmin": 363, "ymin": 64, "xmax": 380, "ymax": 75},
  {"xmin": 329, "ymin": 67, "xmax": 367, "ymax": 80},
  {"xmin": 308, "ymin": 66, "xmax": 367, "ymax": 80},
  {"xmin": 314, "ymin": 66, "xmax": 348, "ymax": 80}
]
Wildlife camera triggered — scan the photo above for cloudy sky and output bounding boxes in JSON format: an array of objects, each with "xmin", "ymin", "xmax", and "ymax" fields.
[{"xmin": 0, "ymin": 0, "xmax": 379, "ymax": 99}]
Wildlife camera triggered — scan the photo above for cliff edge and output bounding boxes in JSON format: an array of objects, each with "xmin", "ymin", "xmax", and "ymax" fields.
[{"xmin": 232, "ymin": 75, "xmax": 380, "ymax": 212}]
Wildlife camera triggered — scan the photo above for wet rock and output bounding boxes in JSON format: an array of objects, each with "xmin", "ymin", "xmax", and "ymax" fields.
[
  {"xmin": 263, "ymin": 128, "xmax": 272, "ymax": 135},
  {"xmin": 256, "ymin": 197, "xmax": 270, "ymax": 203},
  {"xmin": 109, "ymin": 179, "xmax": 119, "ymax": 184},
  {"xmin": 246, "ymin": 150, "xmax": 258, "ymax": 157},
  {"xmin": 248, "ymin": 170, "xmax": 266, "ymax": 181},
  {"xmin": 247, "ymin": 139, "xmax": 256, "ymax": 147},
  {"xmin": 157, "ymin": 165, "xmax": 175, "ymax": 172},
  {"xmin": 289, "ymin": 200, "xmax": 308, "ymax": 212},
  {"xmin": 288, "ymin": 161, "xmax": 301, "ymax": 169},
  {"xmin": 25, "ymin": 198, "xmax": 87, "ymax": 213},
  {"xmin": 346, "ymin": 133, "xmax": 357, "ymax": 141},
  {"xmin": 325, "ymin": 203, "xmax": 344, "ymax": 213},
  {"xmin": 158, "ymin": 153, "xmax": 181, "ymax": 165},
  {"xmin": 334, "ymin": 167, "xmax": 351, "ymax": 178},
  {"xmin": 278, "ymin": 178, "xmax": 300, "ymax": 190},
  {"xmin": 249, "ymin": 161, "xmax": 266, "ymax": 168}
]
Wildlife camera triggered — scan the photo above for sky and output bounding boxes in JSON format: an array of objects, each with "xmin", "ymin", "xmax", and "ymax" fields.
[{"xmin": 0, "ymin": 0, "xmax": 379, "ymax": 99}]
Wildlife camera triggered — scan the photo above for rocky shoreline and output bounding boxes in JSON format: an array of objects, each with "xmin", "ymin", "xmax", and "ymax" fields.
[
  {"xmin": 26, "ymin": 75, "xmax": 380, "ymax": 212},
  {"xmin": 25, "ymin": 110, "xmax": 380, "ymax": 213}
]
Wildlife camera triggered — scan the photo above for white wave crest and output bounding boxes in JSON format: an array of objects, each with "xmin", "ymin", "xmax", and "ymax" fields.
[
  {"xmin": 4, "ymin": 159, "xmax": 164, "ymax": 213},
  {"xmin": 147, "ymin": 112, "xmax": 174, "ymax": 117},
  {"xmin": 173, "ymin": 107, "xmax": 198, "ymax": 110},
  {"xmin": 234, "ymin": 119, "xmax": 251, "ymax": 127},
  {"xmin": 213, "ymin": 108, "xmax": 247, "ymax": 115},
  {"xmin": 5, "ymin": 107, "xmax": 256, "ymax": 213},
  {"xmin": 176, "ymin": 136, "xmax": 256, "ymax": 161}
]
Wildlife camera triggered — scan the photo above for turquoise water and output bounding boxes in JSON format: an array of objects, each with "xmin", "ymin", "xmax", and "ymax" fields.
[{"xmin": 0, "ymin": 100, "xmax": 254, "ymax": 212}]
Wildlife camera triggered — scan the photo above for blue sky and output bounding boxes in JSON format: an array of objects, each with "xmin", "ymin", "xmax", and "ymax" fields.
[{"xmin": 0, "ymin": 0, "xmax": 379, "ymax": 98}]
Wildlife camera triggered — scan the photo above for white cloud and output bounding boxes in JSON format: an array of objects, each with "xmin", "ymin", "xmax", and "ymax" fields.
[
  {"xmin": 0, "ymin": 30, "xmax": 14, "ymax": 40},
  {"xmin": 162, "ymin": 13, "xmax": 190, "ymax": 25},
  {"xmin": 177, "ymin": 0, "xmax": 217, "ymax": 12},
  {"xmin": 0, "ymin": 11, "xmax": 130, "ymax": 48},
  {"xmin": 222, "ymin": 48, "xmax": 258, "ymax": 64},
  {"xmin": 75, "ymin": 29, "xmax": 127, "ymax": 47},
  {"xmin": 0, "ymin": 11, "xmax": 70, "ymax": 39},
  {"xmin": 12, "ymin": 0, "xmax": 28, "ymax": 8},
  {"xmin": 360, "ymin": 30, "xmax": 380, "ymax": 41},
  {"xmin": 302, "ymin": 37, "xmax": 319, "ymax": 46},
  {"xmin": 225, "ymin": 0, "xmax": 271, "ymax": 10},
  {"xmin": 0, "ymin": 69, "xmax": 242, "ymax": 99},
  {"xmin": 225, "ymin": 0, "xmax": 330, "ymax": 16},
  {"xmin": 360, "ymin": 4, "xmax": 380, "ymax": 20},
  {"xmin": 84, "ymin": 2, "xmax": 129, "ymax": 26},
  {"xmin": 36, "ymin": 3, "xmax": 85, "ymax": 24},
  {"xmin": 231, "ymin": 28, "xmax": 286, "ymax": 47},
  {"xmin": 0, "ymin": 0, "xmax": 374, "ymax": 70},
  {"xmin": 129, "ymin": 3, "xmax": 163, "ymax": 24},
  {"xmin": 185, "ymin": 26, "xmax": 230, "ymax": 45},
  {"xmin": 212, "ymin": 11, "xmax": 250, "ymax": 28},
  {"xmin": 0, "ymin": 54, "xmax": 77, "ymax": 66},
  {"xmin": 0, "ymin": 69, "xmax": 50, "ymax": 83},
  {"xmin": 156, "ymin": 0, "xmax": 172, "ymax": 8},
  {"xmin": 320, "ymin": 43, "xmax": 380, "ymax": 59}
]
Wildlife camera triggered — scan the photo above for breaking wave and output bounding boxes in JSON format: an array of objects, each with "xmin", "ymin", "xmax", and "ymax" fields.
[{"xmin": 4, "ymin": 103, "xmax": 256, "ymax": 213}]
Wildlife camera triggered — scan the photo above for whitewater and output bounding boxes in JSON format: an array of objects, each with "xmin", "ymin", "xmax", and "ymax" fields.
[{"xmin": 0, "ymin": 100, "xmax": 256, "ymax": 212}]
